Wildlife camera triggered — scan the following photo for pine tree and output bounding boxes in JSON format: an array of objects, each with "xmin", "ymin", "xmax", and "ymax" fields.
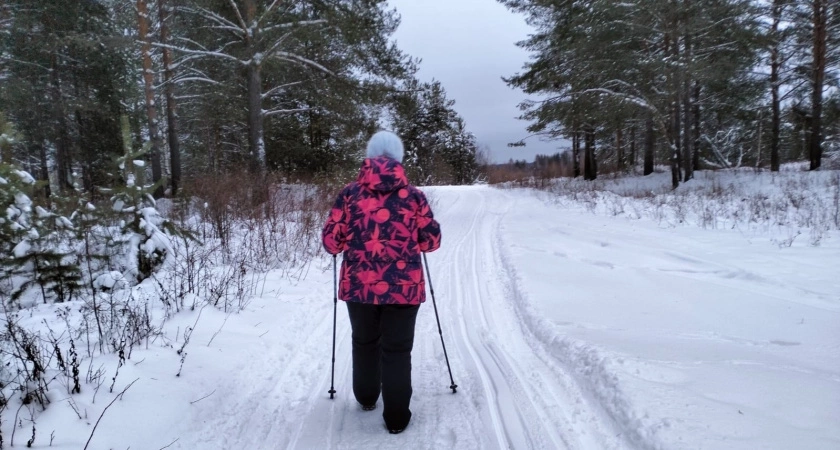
[
  {"xmin": 99, "ymin": 117, "xmax": 184, "ymax": 282},
  {"xmin": 1, "ymin": 0, "xmax": 132, "ymax": 194},
  {"xmin": 501, "ymin": 0, "xmax": 763, "ymax": 186},
  {"xmin": 390, "ymin": 79, "xmax": 478, "ymax": 184},
  {"xmin": 163, "ymin": 0, "xmax": 410, "ymax": 174}
]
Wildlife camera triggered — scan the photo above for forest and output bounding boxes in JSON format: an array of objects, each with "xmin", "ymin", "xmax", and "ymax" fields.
[
  {"xmin": 502, "ymin": 0, "xmax": 839, "ymax": 186},
  {"xmin": 0, "ymin": 0, "xmax": 480, "ymax": 199},
  {"xmin": 0, "ymin": 1, "xmax": 838, "ymax": 447}
]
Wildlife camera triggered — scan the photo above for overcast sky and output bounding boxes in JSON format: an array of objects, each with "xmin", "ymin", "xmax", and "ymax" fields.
[{"xmin": 387, "ymin": 0, "xmax": 567, "ymax": 163}]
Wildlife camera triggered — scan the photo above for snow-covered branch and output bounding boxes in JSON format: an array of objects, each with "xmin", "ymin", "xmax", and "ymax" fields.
[
  {"xmin": 203, "ymin": 25, "xmax": 246, "ymax": 36},
  {"xmin": 262, "ymin": 32, "xmax": 295, "ymax": 62},
  {"xmin": 170, "ymin": 76, "xmax": 222, "ymax": 86},
  {"xmin": 151, "ymin": 42, "xmax": 245, "ymax": 65},
  {"xmin": 0, "ymin": 56, "xmax": 50, "ymax": 72},
  {"xmin": 258, "ymin": 0, "xmax": 283, "ymax": 26},
  {"xmin": 263, "ymin": 19, "xmax": 328, "ymax": 33},
  {"xmin": 176, "ymin": 6, "xmax": 243, "ymax": 34},
  {"xmin": 261, "ymin": 81, "xmax": 304, "ymax": 100},
  {"xmin": 273, "ymin": 52, "xmax": 334, "ymax": 76},
  {"xmin": 226, "ymin": 0, "xmax": 248, "ymax": 33},
  {"xmin": 577, "ymin": 88, "xmax": 659, "ymax": 115},
  {"xmin": 263, "ymin": 107, "xmax": 311, "ymax": 117}
]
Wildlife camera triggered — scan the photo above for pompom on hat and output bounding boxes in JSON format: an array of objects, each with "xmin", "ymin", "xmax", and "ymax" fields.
[{"xmin": 365, "ymin": 131, "xmax": 405, "ymax": 163}]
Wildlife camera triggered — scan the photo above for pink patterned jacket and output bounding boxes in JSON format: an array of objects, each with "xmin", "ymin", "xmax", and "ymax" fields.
[{"xmin": 322, "ymin": 157, "xmax": 441, "ymax": 305}]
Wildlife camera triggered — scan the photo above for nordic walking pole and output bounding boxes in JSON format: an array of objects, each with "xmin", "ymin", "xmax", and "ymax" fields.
[
  {"xmin": 328, "ymin": 254, "xmax": 337, "ymax": 399},
  {"xmin": 423, "ymin": 253, "xmax": 458, "ymax": 394}
]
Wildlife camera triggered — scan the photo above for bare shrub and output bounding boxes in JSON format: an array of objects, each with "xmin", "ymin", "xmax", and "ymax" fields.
[
  {"xmin": 0, "ymin": 312, "xmax": 54, "ymax": 410},
  {"xmin": 486, "ymin": 164, "xmax": 533, "ymax": 186},
  {"xmin": 188, "ymin": 172, "xmax": 249, "ymax": 248}
]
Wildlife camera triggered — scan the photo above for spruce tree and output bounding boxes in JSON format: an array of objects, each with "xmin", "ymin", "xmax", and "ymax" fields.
[{"xmin": 0, "ymin": 165, "xmax": 81, "ymax": 304}]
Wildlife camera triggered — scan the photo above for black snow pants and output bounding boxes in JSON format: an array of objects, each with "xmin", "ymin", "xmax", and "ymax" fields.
[{"xmin": 345, "ymin": 301, "xmax": 420, "ymax": 430}]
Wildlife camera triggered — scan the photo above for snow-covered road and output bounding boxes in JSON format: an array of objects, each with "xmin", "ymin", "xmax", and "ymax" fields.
[{"xmin": 79, "ymin": 184, "xmax": 837, "ymax": 450}]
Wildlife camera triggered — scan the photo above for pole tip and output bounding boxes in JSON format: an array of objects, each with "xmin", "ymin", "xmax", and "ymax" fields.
[
  {"xmin": 329, "ymin": 389, "xmax": 336, "ymax": 399},
  {"xmin": 450, "ymin": 384, "xmax": 458, "ymax": 394}
]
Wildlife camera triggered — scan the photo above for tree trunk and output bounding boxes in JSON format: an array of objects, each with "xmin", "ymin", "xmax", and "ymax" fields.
[
  {"xmin": 630, "ymin": 124, "xmax": 636, "ymax": 171},
  {"xmin": 616, "ymin": 127, "xmax": 624, "ymax": 172},
  {"xmin": 682, "ymin": 31, "xmax": 693, "ymax": 182},
  {"xmin": 584, "ymin": 126, "xmax": 597, "ymax": 180},
  {"xmin": 247, "ymin": 63, "xmax": 264, "ymax": 173},
  {"xmin": 644, "ymin": 117, "xmax": 654, "ymax": 175},
  {"xmin": 666, "ymin": 27, "xmax": 681, "ymax": 188},
  {"xmin": 770, "ymin": 0, "xmax": 783, "ymax": 171},
  {"xmin": 244, "ymin": 0, "xmax": 264, "ymax": 173},
  {"xmin": 572, "ymin": 128, "xmax": 580, "ymax": 177},
  {"xmin": 670, "ymin": 39, "xmax": 682, "ymax": 189},
  {"xmin": 671, "ymin": 79, "xmax": 681, "ymax": 188},
  {"xmin": 693, "ymin": 84, "xmax": 701, "ymax": 173},
  {"xmin": 50, "ymin": 56, "xmax": 73, "ymax": 192},
  {"xmin": 756, "ymin": 112, "xmax": 764, "ymax": 168},
  {"xmin": 137, "ymin": 0, "xmax": 164, "ymax": 197},
  {"xmin": 159, "ymin": 0, "xmax": 181, "ymax": 195},
  {"xmin": 809, "ymin": 0, "xmax": 827, "ymax": 171},
  {"xmin": 36, "ymin": 140, "xmax": 51, "ymax": 201}
]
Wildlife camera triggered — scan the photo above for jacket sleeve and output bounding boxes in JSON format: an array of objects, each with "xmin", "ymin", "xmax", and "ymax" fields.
[
  {"xmin": 416, "ymin": 190, "xmax": 441, "ymax": 253},
  {"xmin": 322, "ymin": 187, "xmax": 349, "ymax": 255}
]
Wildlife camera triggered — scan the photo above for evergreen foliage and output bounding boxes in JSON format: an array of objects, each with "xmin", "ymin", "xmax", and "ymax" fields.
[
  {"xmin": 390, "ymin": 79, "xmax": 479, "ymax": 185},
  {"xmin": 500, "ymin": 0, "xmax": 838, "ymax": 185},
  {"xmin": 0, "ymin": 0, "xmax": 477, "ymax": 192},
  {"xmin": 0, "ymin": 164, "xmax": 81, "ymax": 304}
]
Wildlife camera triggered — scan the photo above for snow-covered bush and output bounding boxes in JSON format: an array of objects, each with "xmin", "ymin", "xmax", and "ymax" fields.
[
  {"xmin": 0, "ymin": 156, "xmax": 333, "ymax": 442},
  {"xmin": 0, "ymin": 165, "xmax": 82, "ymax": 305},
  {"xmin": 91, "ymin": 149, "xmax": 186, "ymax": 284},
  {"xmin": 541, "ymin": 169, "xmax": 840, "ymax": 246}
]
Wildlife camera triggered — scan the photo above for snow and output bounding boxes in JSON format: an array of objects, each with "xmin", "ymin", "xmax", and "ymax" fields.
[
  {"xmin": 35, "ymin": 205, "xmax": 51, "ymax": 219},
  {"xmin": 494, "ymin": 186, "xmax": 840, "ymax": 449},
  {"xmin": 93, "ymin": 271, "xmax": 128, "ymax": 291},
  {"xmin": 12, "ymin": 239, "xmax": 31, "ymax": 258},
  {"xmin": 56, "ymin": 215, "xmax": 74, "ymax": 229},
  {"xmin": 14, "ymin": 191, "xmax": 31, "ymax": 210},
  {"xmin": 2, "ymin": 173, "xmax": 838, "ymax": 449},
  {"xmin": 13, "ymin": 169, "xmax": 36, "ymax": 184}
]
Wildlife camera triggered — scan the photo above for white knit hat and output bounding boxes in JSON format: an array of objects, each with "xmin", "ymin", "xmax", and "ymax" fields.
[{"xmin": 365, "ymin": 131, "xmax": 405, "ymax": 163}]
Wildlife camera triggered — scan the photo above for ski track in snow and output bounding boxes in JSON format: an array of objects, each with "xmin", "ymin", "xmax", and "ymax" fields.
[
  {"xmin": 435, "ymin": 187, "xmax": 626, "ymax": 450},
  {"xmin": 153, "ymin": 186, "xmax": 836, "ymax": 450},
  {"xmin": 11, "ymin": 182, "xmax": 837, "ymax": 449},
  {"xmin": 171, "ymin": 186, "xmax": 644, "ymax": 450},
  {"xmin": 172, "ymin": 187, "xmax": 708, "ymax": 449}
]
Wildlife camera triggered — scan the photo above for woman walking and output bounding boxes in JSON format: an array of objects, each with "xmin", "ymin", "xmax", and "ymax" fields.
[{"xmin": 322, "ymin": 131, "xmax": 441, "ymax": 434}]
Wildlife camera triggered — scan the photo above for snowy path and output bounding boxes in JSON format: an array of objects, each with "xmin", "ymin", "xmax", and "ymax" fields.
[
  {"xmin": 158, "ymin": 184, "xmax": 838, "ymax": 450},
  {"xmin": 167, "ymin": 186, "xmax": 628, "ymax": 450},
  {"xmin": 285, "ymin": 186, "xmax": 627, "ymax": 449}
]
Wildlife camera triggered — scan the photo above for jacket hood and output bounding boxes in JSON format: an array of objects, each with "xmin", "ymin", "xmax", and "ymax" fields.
[{"xmin": 358, "ymin": 157, "xmax": 408, "ymax": 192}]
